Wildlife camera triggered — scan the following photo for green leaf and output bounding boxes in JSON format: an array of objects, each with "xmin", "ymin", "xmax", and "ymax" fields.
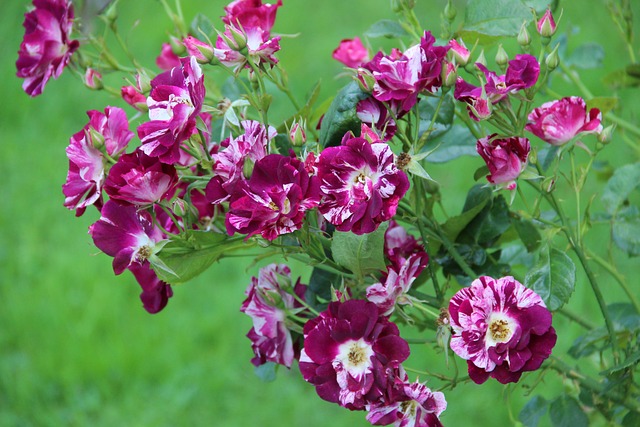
[
  {"xmin": 190, "ymin": 13, "xmax": 216, "ymax": 40},
  {"xmin": 549, "ymin": 396, "xmax": 588, "ymax": 427},
  {"xmin": 462, "ymin": 0, "xmax": 532, "ymax": 37},
  {"xmin": 586, "ymin": 97, "xmax": 619, "ymax": 115},
  {"xmin": 331, "ymin": 222, "xmax": 388, "ymax": 279},
  {"xmin": 603, "ymin": 67, "xmax": 640, "ymax": 89},
  {"xmin": 418, "ymin": 93, "xmax": 455, "ymax": 141},
  {"xmin": 525, "ymin": 245, "xmax": 576, "ymax": 311},
  {"xmin": 364, "ymin": 19, "xmax": 408, "ymax": 38},
  {"xmin": 519, "ymin": 395, "xmax": 549, "ymax": 427},
  {"xmin": 613, "ymin": 213, "xmax": 640, "ymax": 256},
  {"xmin": 150, "ymin": 231, "xmax": 234, "ymax": 284},
  {"xmin": 254, "ymin": 362, "xmax": 277, "ymax": 382},
  {"xmin": 423, "ymin": 125, "xmax": 477, "ymax": 163},
  {"xmin": 608, "ymin": 302, "xmax": 640, "ymax": 331},
  {"xmin": 566, "ymin": 43, "xmax": 605, "ymax": 69},
  {"xmin": 319, "ymin": 82, "xmax": 369, "ymax": 147},
  {"xmin": 599, "ymin": 349, "xmax": 640, "ymax": 376},
  {"xmin": 523, "ymin": 0, "xmax": 554, "ymax": 14},
  {"xmin": 536, "ymin": 145, "xmax": 559, "ymax": 171},
  {"xmin": 601, "ymin": 163, "xmax": 640, "ymax": 215},
  {"xmin": 568, "ymin": 328, "xmax": 608, "ymax": 358},
  {"xmin": 622, "ymin": 409, "xmax": 640, "ymax": 427},
  {"xmin": 513, "ymin": 218, "xmax": 542, "ymax": 252},
  {"xmin": 306, "ymin": 267, "xmax": 340, "ymax": 312}
]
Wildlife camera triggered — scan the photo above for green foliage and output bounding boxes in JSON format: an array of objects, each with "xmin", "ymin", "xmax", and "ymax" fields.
[
  {"xmin": 254, "ymin": 362, "xmax": 277, "ymax": 382},
  {"xmin": 549, "ymin": 396, "xmax": 589, "ymax": 427},
  {"xmin": 331, "ymin": 223, "xmax": 388, "ymax": 280},
  {"xmin": 364, "ymin": 19, "xmax": 409, "ymax": 38},
  {"xmin": 462, "ymin": 0, "xmax": 532, "ymax": 38},
  {"xmin": 423, "ymin": 125, "xmax": 478, "ymax": 163},
  {"xmin": 565, "ymin": 43, "xmax": 606, "ymax": 69},
  {"xmin": 519, "ymin": 395, "xmax": 549, "ymax": 427},
  {"xmin": 525, "ymin": 245, "xmax": 576, "ymax": 311},
  {"xmin": 318, "ymin": 81, "xmax": 369, "ymax": 147},
  {"xmin": 601, "ymin": 163, "xmax": 640, "ymax": 215}
]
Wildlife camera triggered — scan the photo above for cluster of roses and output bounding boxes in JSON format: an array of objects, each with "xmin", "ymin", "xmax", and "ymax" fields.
[{"xmin": 17, "ymin": 0, "xmax": 562, "ymax": 425}]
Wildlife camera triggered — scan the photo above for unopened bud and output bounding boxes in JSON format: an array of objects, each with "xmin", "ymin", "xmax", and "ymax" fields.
[
  {"xmin": 88, "ymin": 127, "xmax": 105, "ymax": 149},
  {"xmin": 289, "ymin": 120, "xmax": 307, "ymax": 146},
  {"xmin": 243, "ymin": 157, "xmax": 255, "ymax": 179},
  {"xmin": 103, "ymin": 0, "xmax": 118, "ymax": 24},
  {"xmin": 475, "ymin": 49, "xmax": 487, "ymax": 67},
  {"xmin": 172, "ymin": 199, "xmax": 188, "ymax": 217},
  {"xmin": 518, "ymin": 22, "xmax": 531, "ymax": 47},
  {"xmin": 537, "ymin": 9, "xmax": 557, "ymax": 38},
  {"xmin": 220, "ymin": 25, "xmax": 247, "ymax": 52},
  {"xmin": 597, "ymin": 125, "xmax": 615, "ymax": 143},
  {"xmin": 545, "ymin": 44, "xmax": 560, "ymax": 70},
  {"xmin": 542, "ymin": 176, "xmax": 555, "ymax": 193},
  {"xmin": 136, "ymin": 71, "xmax": 152, "ymax": 93},
  {"xmin": 448, "ymin": 39, "xmax": 470, "ymax": 66},
  {"xmin": 495, "ymin": 44, "xmax": 509, "ymax": 69},
  {"xmin": 84, "ymin": 68, "xmax": 103, "ymax": 90},
  {"xmin": 442, "ymin": 61, "xmax": 457, "ymax": 87},
  {"xmin": 444, "ymin": 0, "xmax": 457, "ymax": 21},
  {"xmin": 183, "ymin": 36, "xmax": 214, "ymax": 63},
  {"xmin": 355, "ymin": 68, "xmax": 376, "ymax": 93}
]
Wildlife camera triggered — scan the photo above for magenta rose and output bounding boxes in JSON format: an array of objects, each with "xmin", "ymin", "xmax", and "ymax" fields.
[
  {"xmin": 333, "ymin": 37, "xmax": 369, "ymax": 68},
  {"xmin": 525, "ymin": 96, "xmax": 603, "ymax": 145},
  {"xmin": 299, "ymin": 300, "xmax": 410, "ymax": 410},
  {"xmin": 317, "ymin": 134, "xmax": 409, "ymax": 235},
  {"xmin": 477, "ymin": 134, "xmax": 530, "ymax": 190},
  {"xmin": 128, "ymin": 262, "xmax": 173, "ymax": 314},
  {"xmin": 16, "ymin": 0, "xmax": 79, "ymax": 96},
  {"xmin": 222, "ymin": 0, "xmax": 283, "ymax": 34},
  {"xmin": 448, "ymin": 276, "xmax": 557, "ymax": 384}
]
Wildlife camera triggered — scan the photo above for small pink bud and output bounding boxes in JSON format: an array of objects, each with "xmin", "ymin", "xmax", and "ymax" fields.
[
  {"xmin": 332, "ymin": 37, "xmax": 369, "ymax": 68},
  {"xmin": 183, "ymin": 36, "xmax": 214, "ymax": 63},
  {"xmin": 355, "ymin": 68, "xmax": 376, "ymax": 93},
  {"xmin": 442, "ymin": 61, "xmax": 458, "ymax": 87},
  {"xmin": 289, "ymin": 120, "xmax": 307, "ymax": 146},
  {"xmin": 448, "ymin": 39, "xmax": 470, "ymax": 66},
  {"xmin": 121, "ymin": 86, "xmax": 148, "ymax": 112},
  {"xmin": 537, "ymin": 9, "xmax": 557, "ymax": 37},
  {"xmin": 84, "ymin": 68, "xmax": 103, "ymax": 90}
]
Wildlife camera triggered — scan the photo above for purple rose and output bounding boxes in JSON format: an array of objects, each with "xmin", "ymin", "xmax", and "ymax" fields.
[
  {"xmin": 477, "ymin": 134, "xmax": 530, "ymax": 190},
  {"xmin": 448, "ymin": 276, "xmax": 557, "ymax": 384},
  {"xmin": 16, "ymin": 0, "xmax": 79, "ymax": 96},
  {"xmin": 222, "ymin": 0, "xmax": 283, "ymax": 34}
]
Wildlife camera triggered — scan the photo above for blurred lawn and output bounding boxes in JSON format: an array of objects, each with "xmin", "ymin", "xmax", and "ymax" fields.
[{"xmin": 1, "ymin": 1, "xmax": 638, "ymax": 426}]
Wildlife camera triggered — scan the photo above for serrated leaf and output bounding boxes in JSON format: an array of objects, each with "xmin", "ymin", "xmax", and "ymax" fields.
[
  {"xmin": 599, "ymin": 349, "xmax": 640, "ymax": 376},
  {"xmin": 331, "ymin": 222, "xmax": 388, "ymax": 279},
  {"xmin": 586, "ymin": 97, "xmax": 619, "ymax": 115},
  {"xmin": 424, "ymin": 125, "xmax": 478, "ymax": 163},
  {"xmin": 549, "ymin": 396, "xmax": 588, "ymax": 427},
  {"xmin": 525, "ymin": 245, "xmax": 576, "ymax": 311},
  {"xmin": 319, "ymin": 82, "xmax": 369, "ymax": 147},
  {"xmin": 601, "ymin": 163, "xmax": 640, "ymax": 215},
  {"xmin": 364, "ymin": 19, "xmax": 408, "ymax": 38},
  {"xmin": 566, "ymin": 43, "xmax": 605, "ymax": 69},
  {"xmin": 462, "ymin": 0, "xmax": 532, "ymax": 37},
  {"xmin": 150, "ymin": 232, "xmax": 235, "ymax": 284},
  {"xmin": 608, "ymin": 302, "xmax": 640, "ymax": 331},
  {"xmin": 254, "ymin": 362, "xmax": 277, "ymax": 382},
  {"xmin": 519, "ymin": 395, "xmax": 549, "ymax": 427},
  {"xmin": 306, "ymin": 267, "xmax": 340, "ymax": 312},
  {"xmin": 568, "ymin": 328, "xmax": 608, "ymax": 358},
  {"xmin": 513, "ymin": 218, "xmax": 542, "ymax": 252},
  {"xmin": 613, "ymin": 214, "xmax": 640, "ymax": 256}
]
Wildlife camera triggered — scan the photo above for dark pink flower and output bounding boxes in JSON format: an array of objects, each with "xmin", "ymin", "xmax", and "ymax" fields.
[
  {"xmin": 241, "ymin": 264, "xmax": 307, "ymax": 367},
  {"xmin": 128, "ymin": 262, "xmax": 173, "ymax": 314},
  {"xmin": 222, "ymin": 0, "xmax": 282, "ymax": 34},
  {"xmin": 333, "ymin": 37, "xmax": 369, "ymax": 68},
  {"xmin": 448, "ymin": 276, "xmax": 557, "ymax": 384},
  {"xmin": 214, "ymin": 25, "xmax": 281, "ymax": 71},
  {"xmin": 226, "ymin": 154, "xmax": 321, "ymax": 240},
  {"xmin": 477, "ymin": 134, "xmax": 530, "ymax": 190},
  {"xmin": 84, "ymin": 68, "xmax": 102, "ymax": 89},
  {"xmin": 137, "ymin": 56, "xmax": 205, "ymax": 164},
  {"xmin": 384, "ymin": 220, "xmax": 425, "ymax": 270},
  {"xmin": 366, "ymin": 252, "xmax": 428, "ymax": 316},
  {"xmin": 299, "ymin": 300, "xmax": 410, "ymax": 410},
  {"xmin": 89, "ymin": 200, "xmax": 165, "ymax": 275},
  {"xmin": 454, "ymin": 77, "xmax": 492, "ymax": 121},
  {"xmin": 366, "ymin": 378, "xmax": 447, "ymax": 427},
  {"xmin": 504, "ymin": 54, "xmax": 540, "ymax": 92},
  {"xmin": 525, "ymin": 96, "xmax": 603, "ymax": 146},
  {"xmin": 16, "ymin": 0, "xmax": 79, "ymax": 96},
  {"xmin": 156, "ymin": 42, "xmax": 181, "ymax": 71},
  {"xmin": 363, "ymin": 31, "xmax": 448, "ymax": 112},
  {"xmin": 104, "ymin": 148, "xmax": 179, "ymax": 206},
  {"xmin": 317, "ymin": 134, "xmax": 409, "ymax": 234},
  {"xmin": 537, "ymin": 9, "xmax": 557, "ymax": 37},
  {"xmin": 63, "ymin": 107, "xmax": 134, "ymax": 216},
  {"xmin": 205, "ymin": 120, "xmax": 274, "ymax": 204},
  {"xmin": 121, "ymin": 85, "xmax": 148, "ymax": 111}
]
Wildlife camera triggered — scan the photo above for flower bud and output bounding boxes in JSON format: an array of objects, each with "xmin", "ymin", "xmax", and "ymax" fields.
[
  {"xmin": 542, "ymin": 177, "xmax": 555, "ymax": 193},
  {"xmin": 355, "ymin": 68, "xmax": 376, "ymax": 93},
  {"xmin": 518, "ymin": 22, "xmax": 531, "ymax": 47},
  {"xmin": 220, "ymin": 25, "xmax": 247, "ymax": 52},
  {"xmin": 495, "ymin": 44, "xmax": 509, "ymax": 69},
  {"xmin": 84, "ymin": 68, "xmax": 103, "ymax": 90},
  {"xmin": 243, "ymin": 157, "xmax": 255, "ymax": 179},
  {"xmin": 475, "ymin": 49, "xmax": 487, "ymax": 67},
  {"xmin": 448, "ymin": 39, "xmax": 470, "ymax": 66},
  {"xmin": 103, "ymin": 0, "xmax": 118, "ymax": 24},
  {"xmin": 597, "ymin": 124, "xmax": 615, "ymax": 143},
  {"xmin": 442, "ymin": 61, "xmax": 458, "ymax": 87},
  {"xmin": 169, "ymin": 35, "xmax": 186, "ymax": 56},
  {"xmin": 545, "ymin": 44, "xmax": 560, "ymax": 71},
  {"xmin": 289, "ymin": 119, "xmax": 307, "ymax": 146},
  {"xmin": 444, "ymin": 0, "xmax": 457, "ymax": 21},
  {"xmin": 537, "ymin": 9, "xmax": 557, "ymax": 37},
  {"xmin": 136, "ymin": 71, "xmax": 152, "ymax": 94},
  {"xmin": 88, "ymin": 127, "xmax": 105, "ymax": 149},
  {"xmin": 183, "ymin": 36, "xmax": 214, "ymax": 64},
  {"xmin": 172, "ymin": 198, "xmax": 188, "ymax": 217},
  {"xmin": 121, "ymin": 86, "xmax": 148, "ymax": 112}
]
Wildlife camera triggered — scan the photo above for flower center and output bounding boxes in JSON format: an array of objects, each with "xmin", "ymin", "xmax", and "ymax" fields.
[
  {"xmin": 400, "ymin": 400, "xmax": 418, "ymax": 417},
  {"xmin": 137, "ymin": 245, "xmax": 152, "ymax": 262},
  {"xmin": 336, "ymin": 339, "xmax": 374, "ymax": 373},
  {"xmin": 486, "ymin": 313, "xmax": 515, "ymax": 345}
]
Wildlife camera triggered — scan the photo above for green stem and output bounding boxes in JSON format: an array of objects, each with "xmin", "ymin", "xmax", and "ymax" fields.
[
  {"xmin": 558, "ymin": 308, "xmax": 595, "ymax": 330},
  {"xmin": 587, "ymin": 249, "xmax": 640, "ymax": 312},
  {"xmin": 416, "ymin": 93, "xmax": 446, "ymax": 151}
]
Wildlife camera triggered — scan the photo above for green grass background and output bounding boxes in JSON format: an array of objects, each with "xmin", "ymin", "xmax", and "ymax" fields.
[{"xmin": 1, "ymin": 1, "xmax": 638, "ymax": 426}]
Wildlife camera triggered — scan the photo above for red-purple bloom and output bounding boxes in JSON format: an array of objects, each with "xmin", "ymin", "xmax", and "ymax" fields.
[
  {"xmin": 448, "ymin": 276, "xmax": 557, "ymax": 384},
  {"xmin": 137, "ymin": 56, "xmax": 205, "ymax": 164},
  {"xmin": 121, "ymin": 85, "xmax": 148, "ymax": 111},
  {"xmin": 366, "ymin": 252, "xmax": 428, "ymax": 316},
  {"xmin": 156, "ymin": 42, "xmax": 181, "ymax": 71},
  {"xmin": 317, "ymin": 134, "xmax": 409, "ymax": 235},
  {"xmin": 299, "ymin": 300, "xmax": 410, "ymax": 410},
  {"xmin": 477, "ymin": 134, "xmax": 530, "ymax": 190},
  {"xmin": 16, "ymin": 0, "xmax": 79, "ymax": 96},
  {"xmin": 214, "ymin": 25, "xmax": 281, "ymax": 72},
  {"xmin": 525, "ymin": 96, "xmax": 603, "ymax": 146},
  {"xmin": 128, "ymin": 262, "xmax": 173, "ymax": 314},
  {"xmin": 89, "ymin": 200, "xmax": 165, "ymax": 275},
  {"xmin": 366, "ymin": 378, "xmax": 447, "ymax": 427},
  {"xmin": 226, "ymin": 154, "xmax": 321, "ymax": 240},
  {"xmin": 362, "ymin": 31, "xmax": 449, "ymax": 112},
  {"xmin": 241, "ymin": 264, "xmax": 307, "ymax": 367},
  {"xmin": 356, "ymin": 97, "xmax": 397, "ymax": 142},
  {"xmin": 205, "ymin": 120, "xmax": 274, "ymax": 204},
  {"xmin": 384, "ymin": 221, "xmax": 425, "ymax": 270},
  {"xmin": 333, "ymin": 37, "xmax": 370, "ymax": 68},
  {"xmin": 104, "ymin": 148, "xmax": 179, "ymax": 206},
  {"xmin": 222, "ymin": 0, "xmax": 282, "ymax": 33},
  {"xmin": 505, "ymin": 54, "xmax": 540, "ymax": 92},
  {"xmin": 63, "ymin": 107, "xmax": 134, "ymax": 216}
]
